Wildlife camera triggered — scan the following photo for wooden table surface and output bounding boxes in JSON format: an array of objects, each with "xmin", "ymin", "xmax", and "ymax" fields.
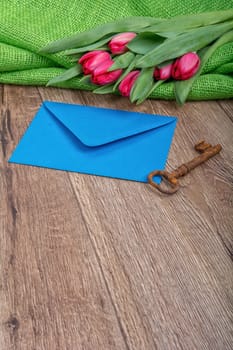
[{"xmin": 0, "ymin": 84, "xmax": 232, "ymax": 350}]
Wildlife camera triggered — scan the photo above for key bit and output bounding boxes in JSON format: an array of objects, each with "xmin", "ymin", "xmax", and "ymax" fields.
[{"xmin": 148, "ymin": 140, "xmax": 222, "ymax": 194}]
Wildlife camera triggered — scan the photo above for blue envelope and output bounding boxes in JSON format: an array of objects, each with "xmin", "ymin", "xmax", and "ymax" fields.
[{"xmin": 9, "ymin": 101, "xmax": 177, "ymax": 183}]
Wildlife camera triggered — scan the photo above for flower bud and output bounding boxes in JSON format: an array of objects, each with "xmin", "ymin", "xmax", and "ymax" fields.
[
  {"xmin": 154, "ymin": 63, "xmax": 173, "ymax": 80},
  {"xmin": 91, "ymin": 60, "xmax": 122, "ymax": 85},
  {"xmin": 118, "ymin": 70, "xmax": 140, "ymax": 97},
  {"xmin": 172, "ymin": 52, "xmax": 200, "ymax": 80},
  {"xmin": 79, "ymin": 50, "xmax": 111, "ymax": 75},
  {"xmin": 108, "ymin": 32, "xmax": 137, "ymax": 54}
]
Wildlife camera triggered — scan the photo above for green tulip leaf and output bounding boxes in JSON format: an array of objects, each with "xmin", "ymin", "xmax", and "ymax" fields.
[
  {"xmin": 157, "ymin": 59, "xmax": 173, "ymax": 68},
  {"xmin": 113, "ymin": 54, "xmax": 141, "ymax": 90},
  {"xmin": 127, "ymin": 32, "xmax": 165, "ymax": 54},
  {"xmin": 108, "ymin": 52, "xmax": 135, "ymax": 71},
  {"xmin": 69, "ymin": 53, "xmax": 83, "ymax": 62},
  {"xmin": 79, "ymin": 75, "xmax": 92, "ymax": 84},
  {"xmin": 65, "ymin": 37, "xmax": 113, "ymax": 55},
  {"xmin": 136, "ymin": 79, "xmax": 165, "ymax": 104},
  {"xmin": 93, "ymin": 84, "xmax": 116, "ymax": 94},
  {"xmin": 40, "ymin": 17, "xmax": 165, "ymax": 53},
  {"xmin": 40, "ymin": 10, "xmax": 233, "ymax": 54},
  {"xmin": 46, "ymin": 64, "xmax": 82, "ymax": 86},
  {"xmin": 136, "ymin": 20, "xmax": 233, "ymax": 68},
  {"xmin": 142, "ymin": 9, "xmax": 233, "ymax": 33},
  {"xmin": 130, "ymin": 67, "xmax": 154, "ymax": 103}
]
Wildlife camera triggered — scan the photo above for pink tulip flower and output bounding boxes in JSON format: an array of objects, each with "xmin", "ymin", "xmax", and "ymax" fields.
[
  {"xmin": 172, "ymin": 52, "xmax": 200, "ymax": 80},
  {"xmin": 79, "ymin": 50, "xmax": 111, "ymax": 75},
  {"xmin": 154, "ymin": 63, "xmax": 173, "ymax": 80},
  {"xmin": 118, "ymin": 70, "xmax": 140, "ymax": 97},
  {"xmin": 108, "ymin": 32, "xmax": 137, "ymax": 54},
  {"xmin": 91, "ymin": 60, "xmax": 123, "ymax": 85}
]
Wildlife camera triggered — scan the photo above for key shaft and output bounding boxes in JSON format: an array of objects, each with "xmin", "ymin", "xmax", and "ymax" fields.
[
  {"xmin": 168, "ymin": 143, "xmax": 222, "ymax": 184},
  {"xmin": 148, "ymin": 141, "xmax": 222, "ymax": 194}
]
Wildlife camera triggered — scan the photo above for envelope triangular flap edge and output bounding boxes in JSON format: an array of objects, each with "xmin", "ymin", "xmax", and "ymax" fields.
[{"xmin": 43, "ymin": 101, "xmax": 177, "ymax": 147}]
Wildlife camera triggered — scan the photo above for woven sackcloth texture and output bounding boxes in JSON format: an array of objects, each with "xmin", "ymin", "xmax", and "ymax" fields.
[{"xmin": 1, "ymin": 0, "xmax": 233, "ymax": 100}]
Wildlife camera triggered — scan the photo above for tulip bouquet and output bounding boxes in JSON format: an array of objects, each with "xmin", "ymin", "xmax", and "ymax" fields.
[{"xmin": 41, "ymin": 10, "xmax": 233, "ymax": 105}]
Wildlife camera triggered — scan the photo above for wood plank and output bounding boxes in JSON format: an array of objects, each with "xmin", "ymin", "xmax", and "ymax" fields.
[
  {"xmin": 0, "ymin": 85, "xmax": 128, "ymax": 350},
  {"xmin": 217, "ymin": 100, "xmax": 233, "ymax": 123},
  {"xmin": 38, "ymin": 87, "xmax": 233, "ymax": 350},
  {"xmin": 151, "ymin": 99, "xmax": 233, "ymax": 256}
]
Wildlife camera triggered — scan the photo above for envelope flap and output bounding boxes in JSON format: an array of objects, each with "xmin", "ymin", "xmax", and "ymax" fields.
[{"xmin": 44, "ymin": 101, "xmax": 177, "ymax": 147}]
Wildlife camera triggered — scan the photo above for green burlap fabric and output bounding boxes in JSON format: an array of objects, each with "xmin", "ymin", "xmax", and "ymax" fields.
[{"xmin": 1, "ymin": 0, "xmax": 233, "ymax": 100}]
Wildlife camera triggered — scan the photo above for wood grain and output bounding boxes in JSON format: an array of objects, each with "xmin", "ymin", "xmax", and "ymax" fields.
[
  {"xmin": 0, "ymin": 86, "xmax": 128, "ymax": 350},
  {"xmin": 0, "ymin": 84, "xmax": 233, "ymax": 350}
]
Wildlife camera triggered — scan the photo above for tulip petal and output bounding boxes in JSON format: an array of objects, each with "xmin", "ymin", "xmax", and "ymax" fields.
[
  {"xmin": 175, "ymin": 29, "xmax": 233, "ymax": 105},
  {"xmin": 119, "ymin": 70, "xmax": 140, "ymax": 97},
  {"xmin": 91, "ymin": 69, "xmax": 122, "ymax": 85},
  {"xmin": 80, "ymin": 51, "xmax": 112, "ymax": 75},
  {"xmin": 154, "ymin": 63, "xmax": 173, "ymax": 80},
  {"xmin": 108, "ymin": 32, "xmax": 137, "ymax": 54},
  {"xmin": 79, "ymin": 50, "xmax": 111, "ymax": 64},
  {"xmin": 92, "ymin": 60, "xmax": 114, "ymax": 76},
  {"xmin": 172, "ymin": 52, "xmax": 200, "ymax": 80}
]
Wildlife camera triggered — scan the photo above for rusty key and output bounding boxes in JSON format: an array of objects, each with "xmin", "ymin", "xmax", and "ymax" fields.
[{"xmin": 148, "ymin": 141, "xmax": 222, "ymax": 194}]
